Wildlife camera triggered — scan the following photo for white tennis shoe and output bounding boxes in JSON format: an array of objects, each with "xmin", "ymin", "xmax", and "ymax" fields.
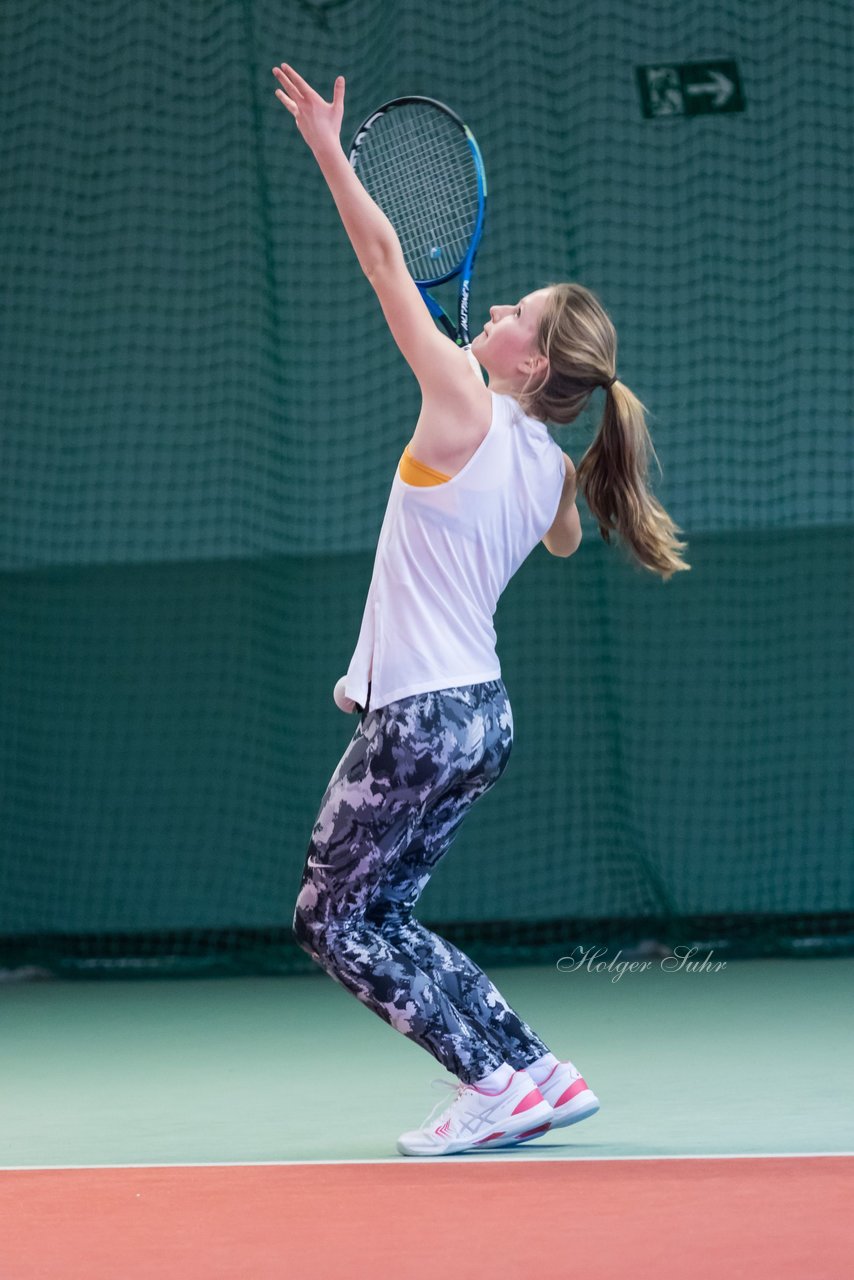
[
  {"xmin": 477, "ymin": 1059, "xmax": 600, "ymax": 1149},
  {"xmin": 539, "ymin": 1059, "xmax": 600, "ymax": 1128},
  {"xmin": 396, "ymin": 1068, "xmax": 553, "ymax": 1157}
]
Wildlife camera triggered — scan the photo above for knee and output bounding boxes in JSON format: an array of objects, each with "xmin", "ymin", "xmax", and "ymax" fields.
[
  {"xmin": 293, "ymin": 880, "xmax": 354, "ymax": 970},
  {"xmin": 292, "ymin": 882, "xmax": 324, "ymax": 958},
  {"xmin": 364, "ymin": 893, "xmax": 413, "ymax": 935}
]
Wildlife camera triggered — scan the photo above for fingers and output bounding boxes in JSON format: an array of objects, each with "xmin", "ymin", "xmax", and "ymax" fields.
[
  {"xmin": 279, "ymin": 62, "xmax": 313, "ymax": 98},
  {"xmin": 275, "ymin": 89, "xmax": 297, "ymax": 116},
  {"xmin": 272, "ymin": 62, "xmax": 344, "ymax": 127},
  {"xmin": 273, "ymin": 65, "xmax": 302, "ymax": 101}
]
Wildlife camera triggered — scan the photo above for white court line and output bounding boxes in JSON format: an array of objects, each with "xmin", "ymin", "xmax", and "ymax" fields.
[{"xmin": 1, "ymin": 1151, "xmax": 852, "ymax": 1171}]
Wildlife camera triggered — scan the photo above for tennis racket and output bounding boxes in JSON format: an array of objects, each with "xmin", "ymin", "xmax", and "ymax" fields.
[{"xmin": 347, "ymin": 96, "xmax": 487, "ymax": 348}]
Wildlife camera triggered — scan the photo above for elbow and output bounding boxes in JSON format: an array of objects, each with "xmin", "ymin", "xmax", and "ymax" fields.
[
  {"xmin": 552, "ymin": 529, "xmax": 582, "ymax": 559},
  {"xmin": 364, "ymin": 240, "xmax": 404, "ymax": 282},
  {"xmin": 543, "ymin": 505, "xmax": 582, "ymax": 558}
]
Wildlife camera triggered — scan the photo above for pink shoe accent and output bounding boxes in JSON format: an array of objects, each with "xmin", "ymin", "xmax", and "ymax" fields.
[
  {"xmin": 517, "ymin": 1122, "xmax": 551, "ymax": 1138},
  {"xmin": 435, "ymin": 1120, "xmax": 452, "ymax": 1137},
  {"xmin": 554, "ymin": 1077, "xmax": 589, "ymax": 1107},
  {"xmin": 473, "ymin": 1130, "xmax": 506, "ymax": 1144},
  {"xmin": 512, "ymin": 1086, "xmax": 546, "ymax": 1115}
]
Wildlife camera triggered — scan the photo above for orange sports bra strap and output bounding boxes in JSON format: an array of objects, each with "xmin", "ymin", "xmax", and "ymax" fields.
[{"xmin": 399, "ymin": 443, "xmax": 451, "ymax": 486}]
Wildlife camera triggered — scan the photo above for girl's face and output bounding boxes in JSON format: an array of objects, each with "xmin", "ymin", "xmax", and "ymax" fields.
[{"xmin": 470, "ymin": 286, "xmax": 552, "ymax": 393}]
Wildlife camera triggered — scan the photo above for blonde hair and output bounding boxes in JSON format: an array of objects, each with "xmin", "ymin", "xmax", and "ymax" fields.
[{"xmin": 517, "ymin": 282, "xmax": 691, "ymax": 582}]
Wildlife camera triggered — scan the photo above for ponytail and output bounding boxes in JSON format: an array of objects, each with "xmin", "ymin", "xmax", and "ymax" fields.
[
  {"xmin": 517, "ymin": 282, "xmax": 690, "ymax": 582},
  {"xmin": 576, "ymin": 379, "xmax": 690, "ymax": 581}
]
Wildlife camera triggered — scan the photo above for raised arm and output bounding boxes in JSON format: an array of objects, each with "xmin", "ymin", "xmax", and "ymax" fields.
[
  {"xmin": 273, "ymin": 62, "xmax": 486, "ymax": 406},
  {"xmin": 273, "ymin": 64, "xmax": 398, "ymax": 276}
]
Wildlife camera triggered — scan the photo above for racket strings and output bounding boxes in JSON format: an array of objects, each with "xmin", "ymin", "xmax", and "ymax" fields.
[
  {"xmin": 378, "ymin": 120, "xmax": 474, "ymax": 275},
  {"xmin": 391, "ymin": 111, "xmax": 465, "ymax": 273},
  {"xmin": 354, "ymin": 104, "xmax": 479, "ymax": 281},
  {"xmin": 362, "ymin": 133, "xmax": 473, "ymax": 276}
]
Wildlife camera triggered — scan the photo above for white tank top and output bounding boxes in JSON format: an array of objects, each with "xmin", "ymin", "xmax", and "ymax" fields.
[{"xmin": 344, "ymin": 386, "xmax": 566, "ymax": 714}]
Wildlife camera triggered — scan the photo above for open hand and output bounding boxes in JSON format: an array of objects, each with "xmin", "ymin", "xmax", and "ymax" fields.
[{"xmin": 272, "ymin": 63, "xmax": 345, "ymax": 155}]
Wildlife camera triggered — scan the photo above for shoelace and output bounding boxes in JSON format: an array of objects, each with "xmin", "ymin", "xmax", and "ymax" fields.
[{"xmin": 418, "ymin": 1077, "xmax": 475, "ymax": 1130}]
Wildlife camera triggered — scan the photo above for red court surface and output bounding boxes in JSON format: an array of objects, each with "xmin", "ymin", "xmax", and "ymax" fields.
[{"xmin": 1, "ymin": 1155, "xmax": 851, "ymax": 1279}]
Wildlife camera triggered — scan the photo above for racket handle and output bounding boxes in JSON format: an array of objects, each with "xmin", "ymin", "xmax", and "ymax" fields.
[
  {"xmin": 462, "ymin": 345, "xmax": 486, "ymax": 382},
  {"xmin": 417, "ymin": 285, "xmax": 459, "ymax": 343}
]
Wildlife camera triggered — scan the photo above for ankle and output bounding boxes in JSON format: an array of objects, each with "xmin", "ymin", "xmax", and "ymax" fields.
[
  {"xmin": 471, "ymin": 1061, "xmax": 515, "ymax": 1094},
  {"xmin": 525, "ymin": 1051, "xmax": 560, "ymax": 1084}
]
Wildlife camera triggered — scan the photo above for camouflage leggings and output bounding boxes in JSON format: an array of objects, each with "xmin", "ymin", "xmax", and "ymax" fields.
[{"xmin": 293, "ymin": 678, "xmax": 551, "ymax": 1084}]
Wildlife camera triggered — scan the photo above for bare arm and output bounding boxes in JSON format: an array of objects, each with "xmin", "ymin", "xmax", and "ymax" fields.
[
  {"xmin": 542, "ymin": 453, "xmax": 582, "ymax": 557},
  {"xmin": 273, "ymin": 64, "xmax": 398, "ymax": 277},
  {"xmin": 273, "ymin": 63, "xmax": 488, "ymax": 405}
]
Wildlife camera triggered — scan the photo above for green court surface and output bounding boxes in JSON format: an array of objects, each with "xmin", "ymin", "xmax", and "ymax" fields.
[{"xmin": 2, "ymin": 957, "xmax": 851, "ymax": 1169}]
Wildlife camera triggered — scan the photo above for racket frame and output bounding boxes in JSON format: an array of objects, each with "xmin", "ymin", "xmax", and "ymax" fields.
[{"xmin": 348, "ymin": 95, "xmax": 487, "ymax": 347}]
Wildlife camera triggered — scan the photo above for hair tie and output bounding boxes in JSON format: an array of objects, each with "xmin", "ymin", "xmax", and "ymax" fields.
[{"xmin": 603, "ymin": 373, "xmax": 618, "ymax": 389}]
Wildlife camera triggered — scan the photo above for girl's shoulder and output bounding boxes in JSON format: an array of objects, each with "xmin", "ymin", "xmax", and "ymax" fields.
[{"xmin": 409, "ymin": 385, "xmax": 495, "ymax": 477}]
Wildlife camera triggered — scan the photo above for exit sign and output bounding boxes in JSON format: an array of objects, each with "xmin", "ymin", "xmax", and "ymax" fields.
[{"xmin": 636, "ymin": 60, "xmax": 745, "ymax": 118}]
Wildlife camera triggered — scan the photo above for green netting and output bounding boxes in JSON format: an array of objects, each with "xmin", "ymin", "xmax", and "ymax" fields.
[{"xmin": 1, "ymin": 1, "xmax": 852, "ymax": 978}]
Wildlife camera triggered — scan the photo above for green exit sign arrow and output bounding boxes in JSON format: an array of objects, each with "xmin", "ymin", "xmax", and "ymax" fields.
[{"xmin": 636, "ymin": 60, "xmax": 745, "ymax": 118}]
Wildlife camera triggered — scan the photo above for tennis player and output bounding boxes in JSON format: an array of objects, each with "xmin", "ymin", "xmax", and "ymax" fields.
[{"xmin": 274, "ymin": 64, "xmax": 690, "ymax": 1157}]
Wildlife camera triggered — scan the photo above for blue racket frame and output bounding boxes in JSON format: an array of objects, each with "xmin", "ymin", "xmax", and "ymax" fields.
[{"xmin": 348, "ymin": 95, "xmax": 488, "ymax": 348}]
